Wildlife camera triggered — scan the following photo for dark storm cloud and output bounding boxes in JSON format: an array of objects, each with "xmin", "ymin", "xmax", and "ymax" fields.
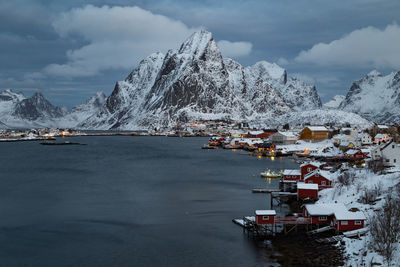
[{"xmin": 1, "ymin": 0, "xmax": 400, "ymax": 107}]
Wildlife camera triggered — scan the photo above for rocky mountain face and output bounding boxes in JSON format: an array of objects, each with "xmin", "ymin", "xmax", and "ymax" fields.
[
  {"xmin": 339, "ymin": 70, "xmax": 400, "ymax": 123},
  {"xmin": 13, "ymin": 92, "xmax": 64, "ymax": 120},
  {"xmin": 0, "ymin": 89, "xmax": 106, "ymax": 128},
  {"xmin": 80, "ymin": 30, "xmax": 322, "ymax": 130}
]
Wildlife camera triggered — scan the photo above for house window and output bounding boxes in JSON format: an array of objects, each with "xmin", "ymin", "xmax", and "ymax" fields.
[
  {"xmin": 307, "ymin": 167, "xmax": 312, "ymax": 172},
  {"xmin": 262, "ymin": 216, "xmax": 269, "ymax": 220},
  {"xmin": 341, "ymin": 221, "xmax": 348, "ymax": 225},
  {"xmin": 355, "ymin": 221, "xmax": 362, "ymax": 225},
  {"xmin": 308, "ymin": 180, "xmax": 313, "ymax": 183},
  {"xmin": 319, "ymin": 216, "xmax": 327, "ymax": 221},
  {"xmin": 321, "ymin": 181, "xmax": 326, "ymax": 186},
  {"xmin": 316, "ymin": 173, "xmax": 319, "ymax": 177}
]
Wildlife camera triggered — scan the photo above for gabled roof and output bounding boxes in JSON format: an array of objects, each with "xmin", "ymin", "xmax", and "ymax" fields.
[
  {"xmin": 275, "ymin": 131, "xmax": 298, "ymax": 137},
  {"xmin": 345, "ymin": 149, "xmax": 362, "ymax": 155},
  {"xmin": 255, "ymin": 210, "xmax": 276, "ymax": 216},
  {"xmin": 304, "ymin": 169, "xmax": 332, "ymax": 181},
  {"xmin": 334, "ymin": 210, "xmax": 366, "ymax": 220},
  {"xmin": 375, "ymin": 133, "xmax": 388, "ymax": 139},
  {"xmin": 304, "ymin": 203, "xmax": 346, "ymax": 216},
  {"xmin": 300, "ymin": 161, "xmax": 322, "ymax": 168},
  {"xmin": 304, "ymin": 203, "xmax": 366, "ymax": 220},
  {"xmin": 283, "ymin": 169, "xmax": 301, "ymax": 176}
]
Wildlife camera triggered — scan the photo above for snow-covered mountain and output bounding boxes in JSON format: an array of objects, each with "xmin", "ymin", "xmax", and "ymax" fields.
[
  {"xmin": 60, "ymin": 92, "xmax": 106, "ymax": 127},
  {"xmin": 13, "ymin": 92, "xmax": 64, "ymax": 121},
  {"xmin": 0, "ymin": 89, "xmax": 106, "ymax": 128},
  {"xmin": 80, "ymin": 30, "xmax": 322, "ymax": 130},
  {"xmin": 324, "ymin": 95, "xmax": 345, "ymax": 109},
  {"xmin": 251, "ymin": 109, "xmax": 373, "ymax": 129},
  {"xmin": 339, "ymin": 70, "xmax": 400, "ymax": 123}
]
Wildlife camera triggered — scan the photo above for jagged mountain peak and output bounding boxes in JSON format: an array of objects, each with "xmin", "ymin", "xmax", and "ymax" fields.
[
  {"xmin": 367, "ymin": 70, "xmax": 382, "ymax": 77},
  {"xmin": 0, "ymin": 88, "xmax": 26, "ymax": 102},
  {"xmin": 249, "ymin": 61, "xmax": 287, "ymax": 84},
  {"xmin": 339, "ymin": 70, "xmax": 400, "ymax": 123},
  {"xmin": 178, "ymin": 29, "xmax": 214, "ymax": 57}
]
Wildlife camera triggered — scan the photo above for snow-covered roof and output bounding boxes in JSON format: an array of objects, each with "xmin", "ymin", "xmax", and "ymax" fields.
[
  {"xmin": 304, "ymin": 169, "xmax": 332, "ymax": 181},
  {"xmin": 304, "ymin": 203, "xmax": 346, "ymax": 216},
  {"xmin": 345, "ymin": 149, "xmax": 361, "ymax": 155},
  {"xmin": 255, "ymin": 210, "xmax": 276, "ymax": 216},
  {"xmin": 306, "ymin": 126, "xmax": 328, "ymax": 131},
  {"xmin": 377, "ymin": 125, "xmax": 389, "ymax": 129},
  {"xmin": 277, "ymin": 131, "xmax": 297, "ymax": 137},
  {"xmin": 374, "ymin": 133, "xmax": 388, "ymax": 139},
  {"xmin": 297, "ymin": 182, "xmax": 318, "ymax": 190},
  {"xmin": 300, "ymin": 161, "xmax": 322, "ymax": 168},
  {"xmin": 334, "ymin": 210, "xmax": 366, "ymax": 221},
  {"xmin": 248, "ymin": 130, "xmax": 264, "ymax": 135},
  {"xmin": 332, "ymin": 134, "xmax": 348, "ymax": 140},
  {"xmin": 283, "ymin": 169, "xmax": 301, "ymax": 176}
]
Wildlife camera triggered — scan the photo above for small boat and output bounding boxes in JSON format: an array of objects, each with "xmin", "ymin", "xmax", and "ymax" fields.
[
  {"xmin": 260, "ymin": 169, "xmax": 282, "ymax": 178},
  {"xmin": 40, "ymin": 141, "xmax": 86, "ymax": 146},
  {"xmin": 201, "ymin": 145, "xmax": 217, "ymax": 149}
]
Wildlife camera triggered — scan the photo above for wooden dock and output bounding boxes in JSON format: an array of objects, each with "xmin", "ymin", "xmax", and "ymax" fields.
[{"xmin": 252, "ymin": 188, "xmax": 281, "ymax": 193}]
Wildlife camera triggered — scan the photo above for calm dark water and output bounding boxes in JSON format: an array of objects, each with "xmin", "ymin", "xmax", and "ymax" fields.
[{"xmin": 0, "ymin": 136, "xmax": 298, "ymax": 266}]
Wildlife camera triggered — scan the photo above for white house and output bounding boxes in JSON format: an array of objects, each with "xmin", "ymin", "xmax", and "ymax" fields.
[
  {"xmin": 371, "ymin": 140, "xmax": 400, "ymax": 166},
  {"xmin": 332, "ymin": 134, "xmax": 356, "ymax": 145},
  {"xmin": 357, "ymin": 132, "xmax": 373, "ymax": 146},
  {"xmin": 269, "ymin": 131, "xmax": 299, "ymax": 144}
]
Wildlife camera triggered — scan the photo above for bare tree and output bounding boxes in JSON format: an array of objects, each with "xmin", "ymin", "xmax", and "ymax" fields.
[
  {"xmin": 337, "ymin": 171, "xmax": 355, "ymax": 186},
  {"xmin": 369, "ymin": 193, "xmax": 400, "ymax": 265}
]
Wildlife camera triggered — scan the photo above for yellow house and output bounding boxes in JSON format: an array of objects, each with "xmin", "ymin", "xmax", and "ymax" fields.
[{"xmin": 299, "ymin": 126, "xmax": 329, "ymax": 140}]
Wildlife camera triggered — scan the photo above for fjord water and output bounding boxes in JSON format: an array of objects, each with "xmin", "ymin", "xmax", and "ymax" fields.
[{"xmin": 0, "ymin": 136, "xmax": 298, "ymax": 266}]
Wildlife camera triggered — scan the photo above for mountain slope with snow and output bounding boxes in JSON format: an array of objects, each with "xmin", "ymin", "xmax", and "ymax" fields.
[
  {"xmin": 339, "ymin": 70, "xmax": 400, "ymax": 123},
  {"xmin": 324, "ymin": 95, "xmax": 345, "ymax": 109},
  {"xmin": 80, "ymin": 30, "xmax": 322, "ymax": 130},
  {"xmin": 251, "ymin": 109, "xmax": 373, "ymax": 129}
]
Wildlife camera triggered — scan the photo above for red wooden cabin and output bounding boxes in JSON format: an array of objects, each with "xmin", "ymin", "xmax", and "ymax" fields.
[
  {"xmin": 302, "ymin": 203, "xmax": 346, "ymax": 225},
  {"xmin": 297, "ymin": 182, "xmax": 319, "ymax": 200},
  {"xmin": 300, "ymin": 161, "xmax": 322, "ymax": 180},
  {"xmin": 304, "ymin": 169, "xmax": 332, "ymax": 189},
  {"xmin": 282, "ymin": 169, "xmax": 301, "ymax": 181},
  {"xmin": 255, "ymin": 210, "xmax": 276, "ymax": 225},
  {"xmin": 333, "ymin": 211, "xmax": 366, "ymax": 231}
]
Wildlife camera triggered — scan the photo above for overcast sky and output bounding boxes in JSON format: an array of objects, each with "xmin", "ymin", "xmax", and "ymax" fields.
[{"xmin": 1, "ymin": 0, "xmax": 400, "ymax": 107}]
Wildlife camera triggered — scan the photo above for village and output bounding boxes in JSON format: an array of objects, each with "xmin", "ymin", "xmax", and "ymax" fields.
[{"xmin": 201, "ymin": 123, "xmax": 400, "ymax": 266}]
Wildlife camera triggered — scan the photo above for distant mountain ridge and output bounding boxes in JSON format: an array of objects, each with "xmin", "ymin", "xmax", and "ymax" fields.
[
  {"xmin": 3, "ymin": 30, "xmax": 399, "ymax": 130},
  {"xmin": 0, "ymin": 89, "xmax": 105, "ymax": 128}
]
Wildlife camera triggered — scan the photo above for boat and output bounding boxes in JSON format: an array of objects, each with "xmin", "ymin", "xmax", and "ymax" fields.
[
  {"xmin": 201, "ymin": 145, "xmax": 217, "ymax": 149},
  {"xmin": 260, "ymin": 169, "xmax": 282, "ymax": 178}
]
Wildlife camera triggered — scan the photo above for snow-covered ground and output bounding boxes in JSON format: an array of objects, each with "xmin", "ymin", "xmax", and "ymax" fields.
[
  {"xmin": 277, "ymin": 139, "xmax": 342, "ymax": 157},
  {"xmin": 318, "ymin": 166, "xmax": 400, "ymax": 266}
]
